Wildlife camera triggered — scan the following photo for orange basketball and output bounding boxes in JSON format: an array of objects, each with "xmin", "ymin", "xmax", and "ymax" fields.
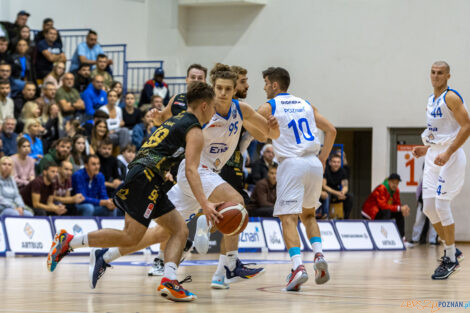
[{"xmin": 215, "ymin": 202, "xmax": 249, "ymax": 236}]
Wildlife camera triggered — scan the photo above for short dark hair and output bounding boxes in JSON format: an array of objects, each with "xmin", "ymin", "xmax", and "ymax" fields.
[
  {"xmin": 99, "ymin": 137, "xmax": 113, "ymax": 148},
  {"xmin": 330, "ymin": 153, "xmax": 342, "ymax": 161},
  {"xmin": 56, "ymin": 137, "xmax": 73, "ymax": 146},
  {"xmin": 93, "ymin": 110, "xmax": 109, "ymax": 119},
  {"xmin": 84, "ymin": 154, "xmax": 99, "ymax": 164},
  {"xmin": 388, "ymin": 173, "xmax": 402, "ymax": 182},
  {"xmin": 262, "ymin": 67, "xmax": 290, "ymax": 91},
  {"xmin": 0, "ymin": 79, "xmax": 10, "ymax": 86},
  {"xmin": 268, "ymin": 163, "xmax": 278, "ymax": 170},
  {"xmin": 78, "ymin": 63, "xmax": 91, "ymax": 71},
  {"xmin": 43, "ymin": 18, "xmax": 53, "ymax": 24},
  {"xmin": 187, "ymin": 64, "xmax": 207, "ymax": 78},
  {"xmin": 88, "ymin": 30, "xmax": 97, "ymax": 36},
  {"xmin": 97, "ymin": 54, "xmax": 107, "ymax": 60},
  {"xmin": 0, "ymin": 37, "xmax": 8, "ymax": 43},
  {"xmin": 45, "ymin": 27, "xmax": 57, "ymax": 34},
  {"xmin": 121, "ymin": 144, "xmax": 136, "ymax": 153},
  {"xmin": 186, "ymin": 81, "xmax": 215, "ymax": 109},
  {"xmin": 43, "ymin": 161, "xmax": 58, "ymax": 171}
]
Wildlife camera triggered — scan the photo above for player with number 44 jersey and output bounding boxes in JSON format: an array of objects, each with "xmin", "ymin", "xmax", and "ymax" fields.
[{"xmin": 257, "ymin": 67, "xmax": 336, "ymax": 291}]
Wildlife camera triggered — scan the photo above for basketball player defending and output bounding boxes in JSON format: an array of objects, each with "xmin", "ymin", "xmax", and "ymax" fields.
[
  {"xmin": 258, "ymin": 67, "xmax": 336, "ymax": 291},
  {"xmin": 412, "ymin": 61, "xmax": 470, "ymax": 280},
  {"xmin": 46, "ymin": 82, "xmax": 222, "ymax": 301}
]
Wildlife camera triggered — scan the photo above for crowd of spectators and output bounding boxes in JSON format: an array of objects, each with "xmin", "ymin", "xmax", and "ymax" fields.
[{"xmin": 0, "ymin": 11, "xmax": 171, "ymax": 218}]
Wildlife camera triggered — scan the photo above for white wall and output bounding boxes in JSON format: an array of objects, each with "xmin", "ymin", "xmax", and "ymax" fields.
[{"xmin": 2, "ymin": 0, "xmax": 470, "ymax": 239}]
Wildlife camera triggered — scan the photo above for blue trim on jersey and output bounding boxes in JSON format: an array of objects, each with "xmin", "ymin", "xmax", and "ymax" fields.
[
  {"xmin": 216, "ymin": 103, "xmax": 232, "ymax": 120},
  {"xmin": 277, "ymin": 93, "xmax": 290, "ymax": 96},
  {"xmin": 305, "ymin": 100, "xmax": 311, "ymax": 105},
  {"xmin": 447, "ymin": 88, "xmax": 464, "ymax": 104},
  {"xmin": 233, "ymin": 99, "xmax": 243, "ymax": 120},
  {"xmin": 267, "ymin": 99, "xmax": 276, "ymax": 115}
]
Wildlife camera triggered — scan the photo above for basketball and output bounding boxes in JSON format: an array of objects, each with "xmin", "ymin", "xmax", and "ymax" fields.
[{"xmin": 214, "ymin": 202, "xmax": 249, "ymax": 236}]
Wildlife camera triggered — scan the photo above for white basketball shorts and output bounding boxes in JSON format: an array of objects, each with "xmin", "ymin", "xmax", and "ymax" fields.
[
  {"xmin": 273, "ymin": 155, "xmax": 323, "ymax": 216},
  {"xmin": 167, "ymin": 159, "xmax": 226, "ymax": 223},
  {"xmin": 422, "ymin": 146, "xmax": 466, "ymax": 200}
]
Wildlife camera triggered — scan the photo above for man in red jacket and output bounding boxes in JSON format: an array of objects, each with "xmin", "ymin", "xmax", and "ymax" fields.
[{"xmin": 361, "ymin": 173, "xmax": 410, "ymax": 237}]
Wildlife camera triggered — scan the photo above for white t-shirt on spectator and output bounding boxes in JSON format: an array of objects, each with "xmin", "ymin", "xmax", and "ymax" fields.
[{"xmin": 99, "ymin": 105, "xmax": 123, "ymax": 131}]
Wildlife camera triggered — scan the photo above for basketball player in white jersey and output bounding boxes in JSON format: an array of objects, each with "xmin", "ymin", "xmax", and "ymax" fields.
[
  {"xmin": 412, "ymin": 61, "xmax": 470, "ymax": 280},
  {"xmin": 257, "ymin": 67, "xmax": 336, "ymax": 291}
]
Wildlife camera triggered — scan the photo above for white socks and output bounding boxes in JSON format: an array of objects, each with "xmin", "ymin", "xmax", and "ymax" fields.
[
  {"xmin": 445, "ymin": 244, "xmax": 456, "ymax": 262},
  {"xmin": 214, "ymin": 255, "xmax": 227, "ymax": 277},
  {"xmin": 103, "ymin": 248, "xmax": 121, "ymax": 263},
  {"xmin": 159, "ymin": 250, "xmax": 165, "ymax": 261},
  {"xmin": 291, "ymin": 254, "xmax": 303, "ymax": 270},
  {"xmin": 69, "ymin": 234, "xmax": 88, "ymax": 249},
  {"xmin": 164, "ymin": 262, "xmax": 178, "ymax": 280},
  {"xmin": 226, "ymin": 250, "xmax": 238, "ymax": 271}
]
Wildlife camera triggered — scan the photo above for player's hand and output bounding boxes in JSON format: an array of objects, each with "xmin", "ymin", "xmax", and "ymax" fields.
[
  {"xmin": 319, "ymin": 155, "xmax": 327, "ymax": 170},
  {"xmin": 202, "ymin": 202, "xmax": 223, "ymax": 227},
  {"xmin": 164, "ymin": 172, "xmax": 174, "ymax": 182},
  {"xmin": 434, "ymin": 151, "xmax": 451, "ymax": 167},
  {"xmin": 267, "ymin": 115, "xmax": 279, "ymax": 130},
  {"xmin": 412, "ymin": 146, "xmax": 428, "ymax": 158},
  {"xmin": 401, "ymin": 204, "xmax": 410, "ymax": 217},
  {"xmin": 149, "ymin": 108, "xmax": 163, "ymax": 119}
]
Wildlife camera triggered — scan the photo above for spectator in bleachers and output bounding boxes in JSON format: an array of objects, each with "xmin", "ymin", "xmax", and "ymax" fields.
[
  {"xmin": 41, "ymin": 103, "xmax": 64, "ymax": 150},
  {"xmin": 91, "ymin": 54, "xmax": 113, "ymax": 91},
  {"xmin": 0, "ymin": 117, "xmax": 18, "ymax": 156},
  {"xmin": 0, "ymin": 156, "xmax": 33, "ymax": 217},
  {"xmin": 132, "ymin": 109, "xmax": 156, "ymax": 149},
  {"xmin": 82, "ymin": 74, "xmax": 107, "ymax": 120},
  {"xmin": 122, "ymin": 92, "xmax": 140, "ymax": 129},
  {"xmin": 251, "ymin": 144, "xmax": 277, "ymax": 184},
  {"xmin": 82, "ymin": 110, "xmax": 108, "ymax": 137},
  {"xmin": 97, "ymin": 138, "xmax": 123, "ymax": 197},
  {"xmin": 13, "ymin": 81, "xmax": 36, "ymax": 119},
  {"xmin": 323, "ymin": 153, "xmax": 354, "ymax": 219},
  {"xmin": 361, "ymin": 173, "xmax": 410, "ymax": 238},
  {"xmin": 72, "ymin": 154, "xmax": 116, "ymax": 216},
  {"xmin": 11, "ymin": 137, "xmax": 35, "ymax": 190},
  {"xmin": 0, "ymin": 79, "xmax": 14, "ymax": 124},
  {"xmin": 35, "ymin": 81, "xmax": 57, "ymax": 115},
  {"xmin": 0, "ymin": 58, "xmax": 24, "ymax": 98},
  {"xmin": 73, "ymin": 63, "xmax": 91, "ymax": 93},
  {"xmin": 138, "ymin": 67, "xmax": 170, "ymax": 106},
  {"xmin": 89, "ymin": 119, "xmax": 109, "ymax": 153},
  {"xmin": 64, "ymin": 119, "xmax": 85, "ymax": 138},
  {"xmin": 20, "ymin": 162, "xmax": 67, "ymax": 216},
  {"xmin": 11, "ymin": 39, "xmax": 33, "ymax": 81},
  {"xmin": 139, "ymin": 94, "xmax": 163, "ymax": 121},
  {"xmin": 56, "ymin": 72, "xmax": 85, "ymax": 120},
  {"xmin": 34, "ymin": 18, "xmax": 62, "ymax": 47},
  {"xmin": 52, "ymin": 160, "xmax": 84, "ymax": 214},
  {"xmin": 1, "ymin": 11, "xmax": 30, "ymax": 45},
  {"xmin": 70, "ymin": 134, "xmax": 88, "ymax": 172},
  {"xmin": 22, "ymin": 118, "xmax": 43, "ymax": 160},
  {"xmin": 37, "ymin": 137, "xmax": 72, "ymax": 175},
  {"xmin": 247, "ymin": 164, "xmax": 277, "ymax": 217},
  {"xmin": 20, "ymin": 100, "xmax": 41, "ymax": 124},
  {"xmin": 316, "ymin": 191, "xmax": 330, "ymax": 220},
  {"xmin": 0, "ymin": 37, "xmax": 14, "ymax": 65},
  {"xmin": 43, "ymin": 61, "xmax": 65, "ymax": 90},
  {"xmin": 99, "ymin": 89, "xmax": 131, "ymax": 149},
  {"xmin": 35, "ymin": 27, "xmax": 66, "ymax": 80},
  {"xmin": 111, "ymin": 81, "xmax": 125, "ymax": 108},
  {"xmin": 9, "ymin": 25, "xmax": 34, "ymax": 55},
  {"xmin": 117, "ymin": 144, "xmax": 136, "ymax": 176},
  {"xmin": 70, "ymin": 30, "xmax": 111, "ymax": 72}
]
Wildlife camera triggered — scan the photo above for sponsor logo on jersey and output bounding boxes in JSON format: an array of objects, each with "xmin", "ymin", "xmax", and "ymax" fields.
[
  {"xmin": 208, "ymin": 123, "xmax": 223, "ymax": 128},
  {"xmin": 280, "ymin": 100, "xmax": 300, "ymax": 104},
  {"xmin": 173, "ymin": 101, "xmax": 185, "ymax": 107},
  {"xmin": 232, "ymin": 106, "xmax": 237, "ymax": 119},
  {"xmin": 214, "ymin": 158, "xmax": 221, "ymax": 168},
  {"xmin": 144, "ymin": 203, "xmax": 155, "ymax": 219},
  {"xmin": 171, "ymin": 147, "xmax": 185, "ymax": 158},
  {"xmin": 283, "ymin": 108, "xmax": 305, "ymax": 113},
  {"xmin": 279, "ymin": 199, "xmax": 298, "ymax": 206},
  {"xmin": 209, "ymin": 143, "xmax": 228, "ymax": 154}
]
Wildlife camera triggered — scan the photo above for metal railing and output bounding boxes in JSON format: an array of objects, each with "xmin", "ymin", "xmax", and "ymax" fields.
[
  {"xmin": 101, "ymin": 44, "xmax": 126, "ymax": 86},
  {"xmin": 58, "ymin": 28, "xmax": 90, "ymax": 70},
  {"xmin": 125, "ymin": 60, "xmax": 163, "ymax": 93},
  {"xmin": 165, "ymin": 76, "xmax": 187, "ymax": 96}
]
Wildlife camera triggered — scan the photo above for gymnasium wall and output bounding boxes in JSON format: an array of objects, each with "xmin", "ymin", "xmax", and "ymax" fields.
[{"xmin": 2, "ymin": 0, "xmax": 470, "ymax": 240}]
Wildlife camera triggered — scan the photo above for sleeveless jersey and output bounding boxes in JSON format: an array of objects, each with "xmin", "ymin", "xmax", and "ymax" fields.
[
  {"xmin": 200, "ymin": 99, "xmax": 244, "ymax": 172},
  {"xmin": 171, "ymin": 93, "xmax": 188, "ymax": 116},
  {"xmin": 268, "ymin": 93, "xmax": 321, "ymax": 159},
  {"xmin": 130, "ymin": 111, "xmax": 201, "ymax": 178},
  {"xmin": 421, "ymin": 87, "xmax": 467, "ymax": 146}
]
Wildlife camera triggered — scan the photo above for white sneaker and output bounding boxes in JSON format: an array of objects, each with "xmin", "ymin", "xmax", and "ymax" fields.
[
  {"xmin": 211, "ymin": 274, "xmax": 229, "ymax": 289},
  {"xmin": 148, "ymin": 257, "xmax": 164, "ymax": 276},
  {"xmin": 194, "ymin": 215, "xmax": 210, "ymax": 254}
]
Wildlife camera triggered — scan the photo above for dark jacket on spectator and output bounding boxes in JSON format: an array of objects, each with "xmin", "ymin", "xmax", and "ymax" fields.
[
  {"xmin": 0, "ymin": 130, "xmax": 18, "ymax": 156},
  {"xmin": 132, "ymin": 123, "xmax": 157, "ymax": 149},
  {"xmin": 247, "ymin": 178, "xmax": 276, "ymax": 212},
  {"xmin": 251, "ymin": 158, "xmax": 277, "ymax": 184},
  {"xmin": 72, "ymin": 168, "xmax": 108, "ymax": 205},
  {"xmin": 138, "ymin": 80, "xmax": 170, "ymax": 106}
]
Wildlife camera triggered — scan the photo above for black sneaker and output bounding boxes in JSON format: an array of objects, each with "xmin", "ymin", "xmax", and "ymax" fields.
[
  {"xmin": 437, "ymin": 248, "xmax": 464, "ymax": 263},
  {"xmin": 431, "ymin": 256, "xmax": 459, "ymax": 280}
]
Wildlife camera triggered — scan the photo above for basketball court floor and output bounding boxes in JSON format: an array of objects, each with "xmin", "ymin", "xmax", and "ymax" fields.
[{"xmin": 0, "ymin": 244, "xmax": 468, "ymax": 313}]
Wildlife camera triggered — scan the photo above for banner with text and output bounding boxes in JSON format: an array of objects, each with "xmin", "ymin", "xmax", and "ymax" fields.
[
  {"xmin": 238, "ymin": 221, "xmax": 266, "ymax": 249},
  {"xmin": 367, "ymin": 221, "xmax": 404, "ymax": 250},
  {"xmin": 262, "ymin": 219, "xmax": 285, "ymax": 251},
  {"xmin": 299, "ymin": 221, "xmax": 342, "ymax": 251},
  {"xmin": 4, "ymin": 217, "xmax": 53, "ymax": 254},
  {"xmin": 335, "ymin": 221, "xmax": 374, "ymax": 250}
]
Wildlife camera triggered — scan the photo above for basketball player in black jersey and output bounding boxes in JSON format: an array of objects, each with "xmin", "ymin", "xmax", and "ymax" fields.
[{"xmin": 46, "ymin": 82, "xmax": 221, "ymax": 302}]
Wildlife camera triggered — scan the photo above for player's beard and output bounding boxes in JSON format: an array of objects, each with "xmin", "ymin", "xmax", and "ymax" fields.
[{"xmin": 236, "ymin": 89, "xmax": 247, "ymax": 99}]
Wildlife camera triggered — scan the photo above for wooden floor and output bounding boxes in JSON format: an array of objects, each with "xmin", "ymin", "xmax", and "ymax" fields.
[{"xmin": 0, "ymin": 245, "xmax": 468, "ymax": 313}]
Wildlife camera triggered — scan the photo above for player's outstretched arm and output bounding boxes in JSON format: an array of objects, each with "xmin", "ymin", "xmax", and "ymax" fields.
[
  {"xmin": 313, "ymin": 106, "xmax": 336, "ymax": 169},
  {"xmin": 149, "ymin": 96, "xmax": 174, "ymax": 125},
  {"xmin": 184, "ymin": 127, "xmax": 222, "ymax": 225},
  {"xmin": 435, "ymin": 92, "xmax": 470, "ymax": 165}
]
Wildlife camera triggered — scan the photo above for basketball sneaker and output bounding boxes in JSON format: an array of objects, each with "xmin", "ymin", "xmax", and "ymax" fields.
[
  {"xmin": 47, "ymin": 229, "xmax": 74, "ymax": 272},
  {"xmin": 437, "ymin": 248, "xmax": 464, "ymax": 263},
  {"xmin": 432, "ymin": 256, "xmax": 460, "ymax": 280},
  {"xmin": 148, "ymin": 257, "xmax": 164, "ymax": 276},
  {"xmin": 211, "ymin": 274, "xmax": 230, "ymax": 289},
  {"xmin": 224, "ymin": 259, "xmax": 265, "ymax": 284},
  {"xmin": 89, "ymin": 248, "xmax": 112, "ymax": 289},
  {"xmin": 194, "ymin": 215, "xmax": 210, "ymax": 254},
  {"xmin": 157, "ymin": 276, "xmax": 197, "ymax": 302},
  {"xmin": 314, "ymin": 252, "xmax": 330, "ymax": 284},
  {"xmin": 285, "ymin": 265, "xmax": 308, "ymax": 291}
]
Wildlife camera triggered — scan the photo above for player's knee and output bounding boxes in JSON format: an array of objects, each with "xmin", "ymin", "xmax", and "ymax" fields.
[
  {"xmin": 436, "ymin": 199, "xmax": 454, "ymax": 226},
  {"xmin": 422, "ymin": 198, "xmax": 441, "ymax": 224},
  {"xmin": 280, "ymin": 214, "xmax": 298, "ymax": 228}
]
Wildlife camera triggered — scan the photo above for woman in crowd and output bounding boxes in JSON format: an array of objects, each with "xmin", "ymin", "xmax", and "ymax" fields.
[
  {"xmin": 40, "ymin": 103, "xmax": 64, "ymax": 151},
  {"xmin": 99, "ymin": 90, "xmax": 131, "ymax": 150},
  {"xmin": 89, "ymin": 119, "xmax": 109, "ymax": 153},
  {"xmin": 11, "ymin": 39, "xmax": 33, "ymax": 81},
  {"xmin": 43, "ymin": 61, "xmax": 65, "ymax": 90},
  {"xmin": 11, "ymin": 137, "xmax": 35, "ymax": 190},
  {"xmin": 132, "ymin": 109, "xmax": 156, "ymax": 149},
  {"xmin": 70, "ymin": 134, "xmax": 89, "ymax": 172},
  {"xmin": 111, "ymin": 81, "xmax": 125, "ymax": 108},
  {"xmin": 0, "ymin": 156, "xmax": 33, "ymax": 217},
  {"xmin": 122, "ymin": 92, "xmax": 141, "ymax": 129},
  {"xmin": 22, "ymin": 119, "xmax": 44, "ymax": 160},
  {"xmin": 9, "ymin": 25, "xmax": 34, "ymax": 54}
]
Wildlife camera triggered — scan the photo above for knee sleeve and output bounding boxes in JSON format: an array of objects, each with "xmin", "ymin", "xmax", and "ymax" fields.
[
  {"xmin": 423, "ymin": 198, "xmax": 441, "ymax": 224},
  {"xmin": 436, "ymin": 199, "xmax": 454, "ymax": 226}
]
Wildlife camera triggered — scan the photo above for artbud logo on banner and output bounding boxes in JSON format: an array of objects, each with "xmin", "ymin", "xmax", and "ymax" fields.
[
  {"xmin": 238, "ymin": 222, "xmax": 266, "ymax": 248},
  {"xmin": 368, "ymin": 221, "xmax": 404, "ymax": 250},
  {"xmin": 4, "ymin": 217, "xmax": 53, "ymax": 253}
]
